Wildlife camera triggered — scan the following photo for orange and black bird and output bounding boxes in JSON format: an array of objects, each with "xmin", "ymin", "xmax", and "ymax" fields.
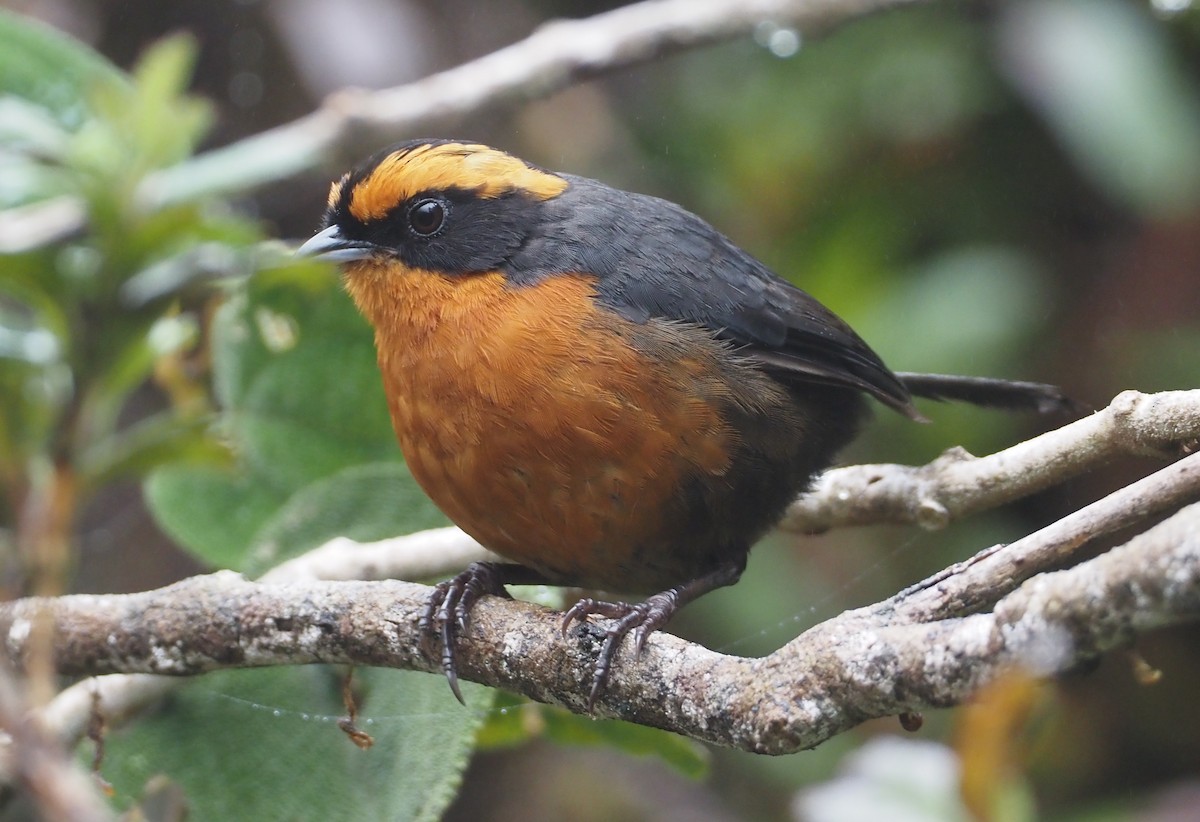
[{"xmin": 299, "ymin": 139, "xmax": 1072, "ymax": 708}]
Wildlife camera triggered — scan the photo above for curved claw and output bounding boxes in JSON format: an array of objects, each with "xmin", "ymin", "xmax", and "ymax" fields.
[
  {"xmin": 562, "ymin": 561, "xmax": 743, "ymax": 711},
  {"xmin": 416, "ymin": 561, "xmax": 517, "ymax": 705},
  {"xmin": 417, "ymin": 582, "xmax": 447, "ymax": 635},
  {"xmin": 561, "ymin": 596, "xmax": 674, "ymax": 712},
  {"xmin": 437, "ymin": 579, "xmax": 466, "ymax": 704},
  {"xmin": 560, "ymin": 597, "xmax": 606, "ymax": 638}
]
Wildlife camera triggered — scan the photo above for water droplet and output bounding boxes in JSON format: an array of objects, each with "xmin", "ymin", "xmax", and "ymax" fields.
[
  {"xmin": 768, "ymin": 28, "xmax": 801, "ymax": 58},
  {"xmin": 753, "ymin": 21, "xmax": 801, "ymax": 58}
]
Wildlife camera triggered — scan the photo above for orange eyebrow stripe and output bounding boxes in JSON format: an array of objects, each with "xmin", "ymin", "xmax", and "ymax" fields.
[{"xmin": 348, "ymin": 143, "xmax": 569, "ymax": 222}]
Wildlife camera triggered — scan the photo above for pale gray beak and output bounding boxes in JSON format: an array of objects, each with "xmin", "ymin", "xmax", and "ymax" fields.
[{"xmin": 296, "ymin": 225, "xmax": 376, "ymax": 262}]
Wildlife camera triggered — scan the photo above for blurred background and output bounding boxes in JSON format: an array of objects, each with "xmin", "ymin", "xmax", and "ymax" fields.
[{"xmin": 2, "ymin": 0, "xmax": 1199, "ymax": 819}]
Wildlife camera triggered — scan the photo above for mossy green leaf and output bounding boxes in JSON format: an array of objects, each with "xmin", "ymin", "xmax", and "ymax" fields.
[
  {"xmin": 146, "ymin": 269, "xmax": 409, "ymax": 569},
  {"xmin": 209, "ymin": 272, "xmax": 394, "ymax": 490},
  {"xmin": 101, "ymin": 667, "xmax": 492, "ymax": 821}
]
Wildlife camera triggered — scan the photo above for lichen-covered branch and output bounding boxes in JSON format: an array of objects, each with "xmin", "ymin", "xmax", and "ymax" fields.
[
  {"xmin": 1, "ymin": 503, "xmax": 1197, "ymax": 754},
  {"xmin": 888, "ymin": 447, "xmax": 1200, "ymax": 621},
  {"xmin": 23, "ymin": 389, "xmax": 1198, "ymax": 753}
]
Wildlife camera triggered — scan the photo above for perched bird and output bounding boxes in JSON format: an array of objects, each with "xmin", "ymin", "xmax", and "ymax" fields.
[{"xmin": 299, "ymin": 139, "xmax": 1072, "ymax": 708}]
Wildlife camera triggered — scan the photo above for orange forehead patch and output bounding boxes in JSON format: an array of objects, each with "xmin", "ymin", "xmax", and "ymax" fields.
[
  {"xmin": 348, "ymin": 142, "xmax": 568, "ymax": 222},
  {"xmin": 327, "ymin": 174, "xmax": 347, "ymax": 209}
]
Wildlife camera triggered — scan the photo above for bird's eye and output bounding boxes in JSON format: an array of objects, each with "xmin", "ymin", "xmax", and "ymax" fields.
[{"xmin": 408, "ymin": 199, "xmax": 447, "ymax": 236}]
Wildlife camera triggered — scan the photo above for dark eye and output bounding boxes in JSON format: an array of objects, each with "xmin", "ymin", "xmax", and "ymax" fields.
[{"xmin": 408, "ymin": 198, "xmax": 447, "ymax": 236}]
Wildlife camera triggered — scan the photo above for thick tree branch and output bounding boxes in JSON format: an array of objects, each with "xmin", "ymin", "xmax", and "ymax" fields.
[
  {"xmin": 1, "ymin": 503, "xmax": 1197, "ymax": 754},
  {"xmin": 23, "ymin": 389, "xmax": 1197, "ymax": 752}
]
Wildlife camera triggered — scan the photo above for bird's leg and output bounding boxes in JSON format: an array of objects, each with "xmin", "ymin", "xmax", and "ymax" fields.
[
  {"xmin": 419, "ymin": 561, "xmax": 547, "ymax": 704},
  {"xmin": 560, "ymin": 559, "xmax": 745, "ymax": 711}
]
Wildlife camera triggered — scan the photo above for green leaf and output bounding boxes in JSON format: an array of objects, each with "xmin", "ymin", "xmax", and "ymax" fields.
[
  {"xmin": 0, "ymin": 96, "xmax": 71, "ymax": 159},
  {"xmin": 0, "ymin": 9, "xmax": 129, "ymax": 129},
  {"xmin": 120, "ymin": 34, "xmax": 211, "ymax": 168},
  {"xmin": 101, "ymin": 667, "xmax": 491, "ymax": 821},
  {"xmin": 145, "ymin": 268, "xmax": 434, "ymax": 572},
  {"xmin": 0, "ymin": 250, "xmax": 72, "ymax": 342},
  {"xmin": 145, "ymin": 465, "xmax": 285, "ymax": 569},
  {"xmin": 147, "ymin": 123, "xmax": 329, "ymax": 206},
  {"xmin": 244, "ymin": 462, "xmax": 447, "ymax": 576},
  {"xmin": 77, "ymin": 412, "xmax": 227, "ymax": 489},
  {"xmin": 211, "ymin": 272, "xmax": 395, "ymax": 490}
]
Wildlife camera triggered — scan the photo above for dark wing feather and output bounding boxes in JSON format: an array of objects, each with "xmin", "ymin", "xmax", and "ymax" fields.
[{"xmin": 507, "ymin": 175, "xmax": 919, "ymax": 418}]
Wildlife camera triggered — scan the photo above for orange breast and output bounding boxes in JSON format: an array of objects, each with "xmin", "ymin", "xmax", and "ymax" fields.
[{"xmin": 343, "ymin": 263, "xmax": 736, "ymax": 591}]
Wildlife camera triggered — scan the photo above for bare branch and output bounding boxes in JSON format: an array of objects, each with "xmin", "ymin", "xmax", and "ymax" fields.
[
  {"xmin": 275, "ymin": 0, "xmax": 920, "ymax": 149},
  {"xmin": 888, "ymin": 449, "xmax": 1200, "ymax": 621},
  {"xmin": 262, "ymin": 527, "xmax": 497, "ymax": 584},
  {"xmin": 783, "ymin": 389, "xmax": 1200, "ymax": 532},
  {"xmin": 1, "ymin": 503, "xmax": 1196, "ymax": 754},
  {"xmin": 37, "ymin": 676, "xmax": 178, "ymax": 756},
  {"xmin": 0, "ymin": 0, "xmax": 922, "ymax": 252}
]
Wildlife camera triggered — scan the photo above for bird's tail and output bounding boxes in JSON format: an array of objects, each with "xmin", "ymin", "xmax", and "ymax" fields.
[{"xmin": 896, "ymin": 373, "xmax": 1085, "ymax": 416}]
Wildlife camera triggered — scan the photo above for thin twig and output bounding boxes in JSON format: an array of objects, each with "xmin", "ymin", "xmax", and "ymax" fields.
[
  {"xmin": 887, "ymin": 449, "xmax": 1200, "ymax": 621},
  {"xmin": 0, "ymin": 662, "xmax": 113, "ymax": 822}
]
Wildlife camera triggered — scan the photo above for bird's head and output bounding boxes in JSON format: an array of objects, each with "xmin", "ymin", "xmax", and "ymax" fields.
[{"xmin": 298, "ymin": 139, "xmax": 569, "ymax": 278}]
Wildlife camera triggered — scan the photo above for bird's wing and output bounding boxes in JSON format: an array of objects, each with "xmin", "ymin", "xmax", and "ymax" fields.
[{"xmin": 513, "ymin": 177, "xmax": 918, "ymax": 418}]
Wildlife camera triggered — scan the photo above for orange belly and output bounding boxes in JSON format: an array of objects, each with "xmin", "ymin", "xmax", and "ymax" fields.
[{"xmin": 344, "ymin": 264, "xmax": 739, "ymax": 591}]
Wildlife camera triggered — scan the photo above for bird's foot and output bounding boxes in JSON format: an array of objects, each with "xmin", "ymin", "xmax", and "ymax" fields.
[
  {"xmin": 418, "ymin": 561, "xmax": 514, "ymax": 704},
  {"xmin": 561, "ymin": 590, "xmax": 681, "ymax": 711}
]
